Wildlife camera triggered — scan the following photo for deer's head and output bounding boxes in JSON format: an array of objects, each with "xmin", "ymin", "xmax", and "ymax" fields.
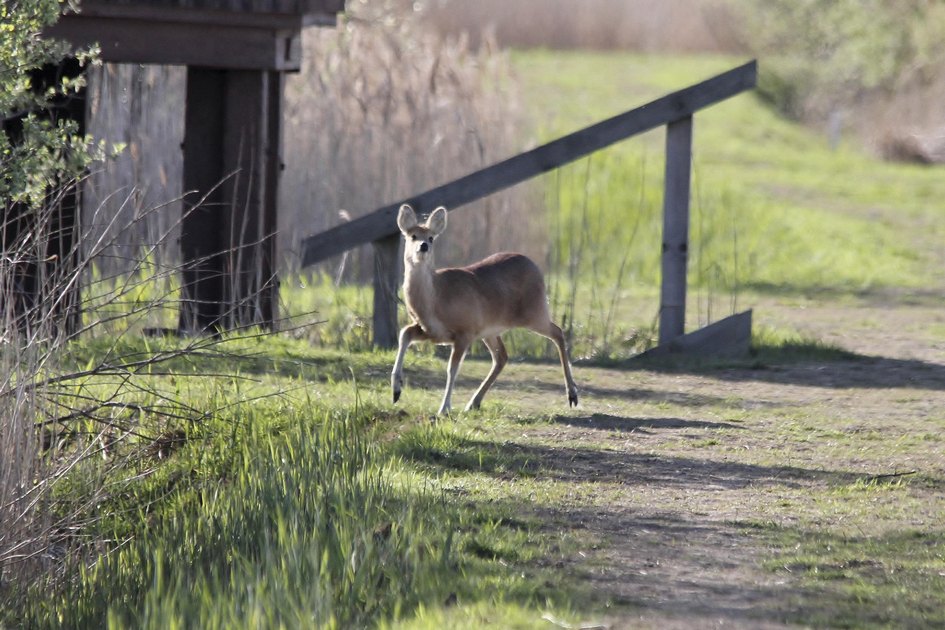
[{"xmin": 398, "ymin": 204, "xmax": 446, "ymax": 266}]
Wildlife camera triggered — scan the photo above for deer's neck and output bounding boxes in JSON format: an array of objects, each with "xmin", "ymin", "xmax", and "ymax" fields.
[{"xmin": 403, "ymin": 260, "xmax": 437, "ymax": 322}]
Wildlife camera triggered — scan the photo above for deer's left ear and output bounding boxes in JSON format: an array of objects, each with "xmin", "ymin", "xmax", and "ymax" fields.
[{"xmin": 426, "ymin": 206, "xmax": 447, "ymax": 236}]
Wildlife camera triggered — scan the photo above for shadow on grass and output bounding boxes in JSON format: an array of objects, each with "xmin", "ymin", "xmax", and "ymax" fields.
[
  {"xmin": 620, "ymin": 343, "xmax": 945, "ymax": 392},
  {"xmin": 518, "ymin": 501, "xmax": 945, "ymax": 628},
  {"xmin": 396, "ymin": 432, "xmax": 857, "ymax": 489},
  {"xmin": 553, "ymin": 413, "xmax": 743, "ymax": 433}
]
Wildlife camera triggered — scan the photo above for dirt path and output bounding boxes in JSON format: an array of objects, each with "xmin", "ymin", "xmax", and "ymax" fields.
[{"xmin": 463, "ymin": 298, "xmax": 945, "ymax": 628}]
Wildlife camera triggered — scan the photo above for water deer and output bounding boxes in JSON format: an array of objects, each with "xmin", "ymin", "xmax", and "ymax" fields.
[{"xmin": 391, "ymin": 204, "xmax": 579, "ymax": 416}]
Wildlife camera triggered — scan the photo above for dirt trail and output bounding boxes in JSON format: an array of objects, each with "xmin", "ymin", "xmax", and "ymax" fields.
[{"xmin": 483, "ymin": 299, "xmax": 945, "ymax": 628}]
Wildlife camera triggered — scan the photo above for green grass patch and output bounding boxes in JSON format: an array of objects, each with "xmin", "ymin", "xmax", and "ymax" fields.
[
  {"xmin": 3, "ymin": 336, "xmax": 588, "ymax": 629},
  {"xmin": 511, "ymin": 50, "xmax": 945, "ymax": 299},
  {"xmin": 757, "ymin": 525, "xmax": 945, "ymax": 628}
]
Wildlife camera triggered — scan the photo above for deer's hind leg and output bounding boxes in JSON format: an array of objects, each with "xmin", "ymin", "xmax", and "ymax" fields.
[
  {"xmin": 530, "ymin": 321, "xmax": 579, "ymax": 407},
  {"xmin": 465, "ymin": 335, "xmax": 508, "ymax": 412}
]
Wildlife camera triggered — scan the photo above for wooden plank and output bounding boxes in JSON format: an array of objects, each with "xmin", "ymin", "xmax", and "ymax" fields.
[
  {"xmin": 63, "ymin": 0, "xmax": 343, "ymax": 20},
  {"xmin": 75, "ymin": 0, "xmax": 344, "ymax": 15},
  {"xmin": 638, "ymin": 310, "xmax": 752, "ymax": 359},
  {"xmin": 301, "ymin": 60, "xmax": 757, "ymax": 267},
  {"xmin": 222, "ymin": 70, "xmax": 273, "ymax": 328},
  {"xmin": 47, "ymin": 16, "xmax": 302, "ymax": 70},
  {"xmin": 658, "ymin": 115, "xmax": 693, "ymax": 344},
  {"xmin": 179, "ymin": 69, "xmax": 281, "ymax": 332}
]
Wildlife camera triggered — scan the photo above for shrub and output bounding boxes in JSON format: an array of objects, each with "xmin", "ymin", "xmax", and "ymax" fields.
[{"xmin": 734, "ymin": 0, "xmax": 945, "ymax": 161}]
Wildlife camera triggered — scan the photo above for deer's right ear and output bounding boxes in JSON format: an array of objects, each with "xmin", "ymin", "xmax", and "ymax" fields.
[{"xmin": 397, "ymin": 204, "xmax": 418, "ymax": 233}]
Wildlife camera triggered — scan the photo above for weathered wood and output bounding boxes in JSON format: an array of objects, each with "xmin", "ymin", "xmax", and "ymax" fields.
[
  {"xmin": 262, "ymin": 70, "xmax": 285, "ymax": 327},
  {"xmin": 221, "ymin": 70, "xmax": 280, "ymax": 329},
  {"xmin": 73, "ymin": 0, "xmax": 343, "ymax": 14},
  {"xmin": 658, "ymin": 115, "xmax": 693, "ymax": 345},
  {"xmin": 180, "ymin": 68, "xmax": 226, "ymax": 332},
  {"xmin": 301, "ymin": 60, "xmax": 757, "ymax": 268},
  {"xmin": 45, "ymin": 0, "xmax": 343, "ymax": 70},
  {"xmin": 48, "ymin": 17, "xmax": 303, "ymax": 70},
  {"xmin": 638, "ymin": 310, "xmax": 752, "ymax": 359},
  {"xmin": 372, "ymin": 234, "xmax": 402, "ymax": 349},
  {"xmin": 179, "ymin": 69, "xmax": 281, "ymax": 332}
]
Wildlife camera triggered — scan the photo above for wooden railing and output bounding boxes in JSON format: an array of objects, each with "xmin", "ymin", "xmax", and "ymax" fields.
[{"xmin": 301, "ymin": 60, "xmax": 757, "ymax": 349}]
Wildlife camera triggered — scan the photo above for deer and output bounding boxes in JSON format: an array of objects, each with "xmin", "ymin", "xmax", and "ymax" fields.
[{"xmin": 390, "ymin": 204, "xmax": 579, "ymax": 416}]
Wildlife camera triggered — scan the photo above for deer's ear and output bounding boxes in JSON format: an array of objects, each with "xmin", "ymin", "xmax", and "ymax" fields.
[
  {"xmin": 397, "ymin": 204, "xmax": 418, "ymax": 233},
  {"xmin": 426, "ymin": 206, "xmax": 447, "ymax": 236}
]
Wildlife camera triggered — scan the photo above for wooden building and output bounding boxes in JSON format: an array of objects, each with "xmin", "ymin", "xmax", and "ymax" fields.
[{"xmin": 45, "ymin": 0, "xmax": 344, "ymax": 331}]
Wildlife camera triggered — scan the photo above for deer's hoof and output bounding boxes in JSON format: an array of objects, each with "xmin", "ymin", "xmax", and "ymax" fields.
[
  {"xmin": 393, "ymin": 389, "xmax": 401, "ymax": 404},
  {"xmin": 568, "ymin": 392, "xmax": 578, "ymax": 407}
]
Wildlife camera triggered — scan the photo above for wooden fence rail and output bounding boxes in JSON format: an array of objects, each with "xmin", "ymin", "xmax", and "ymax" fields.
[{"xmin": 300, "ymin": 60, "xmax": 757, "ymax": 349}]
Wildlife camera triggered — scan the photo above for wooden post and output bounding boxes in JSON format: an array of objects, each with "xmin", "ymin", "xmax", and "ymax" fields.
[
  {"xmin": 261, "ymin": 70, "xmax": 284, "ymax": 327},
  {"xmin": 180, "ymin": 68, "xmax": 281, "ymax": 332},
  {"xmin": 659, "ymin": 115, "xmax": 693, "ymax": 345},
  {"xmin": 181, "ymin": 68, "xmax": 226, "ymax": 332},
  {"xmin": 372, "ymin": 233, "xmax": 402, "ymax": 348},
  {"xmin": 220, "ymin": 70, "xmax": 279, "ymax": 329}
]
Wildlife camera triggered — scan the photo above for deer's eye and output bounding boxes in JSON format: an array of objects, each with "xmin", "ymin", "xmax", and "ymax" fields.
[
  {"xmin": 410, "ymin": 235, "xmax": 418, "ymax": 241},
  {"xmin": 428, "ymin": 237, "xmax": 434, "ymax": 243}
]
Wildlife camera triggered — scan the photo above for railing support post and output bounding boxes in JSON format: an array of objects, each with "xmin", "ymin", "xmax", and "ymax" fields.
[
  {"xmin": 659, "ymin": 115, "xmax": 693, "ymax": 345},
  {"xmin": 372, "ymin": 233, "xmax": 402, "ymax": 348}
]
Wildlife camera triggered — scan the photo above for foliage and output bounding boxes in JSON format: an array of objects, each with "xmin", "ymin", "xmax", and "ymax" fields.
[
  {"xmin": 735, "ymin": 0, "xmax": 945, "ymax": 121},
  {"xmin": 0, "ymin": 0, "xmax": 103, "ymax": 207}
]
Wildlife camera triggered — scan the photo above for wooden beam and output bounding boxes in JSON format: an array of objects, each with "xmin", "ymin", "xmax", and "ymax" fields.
[
  {"xmin": 301, "ymin": 60, "xmax": 757, "ymax": 267},
  {"xmin": 261, "ymin": 70, "xmax": 284, "ymax": 326},
  {"xmin": 658, "ymin": 115, "xmax": 693, "ymax": 344},
  {"xmin": 221, "ymin": 70, "xmax": 279, "ymax": 329},
  {"xmin": 45, "ymin": 0, "xmax": 343, "ymax": 69},
  {"xmin": 47, "ymin": 15, "xmax": 304, "ymax": 70},
  {"xmin": 61, "ymin": 0, "xmax": 343, "ymax": 24}
]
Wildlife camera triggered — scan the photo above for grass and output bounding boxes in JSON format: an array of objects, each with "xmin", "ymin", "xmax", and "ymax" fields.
[
  {"xmin": 513, "ymin": 50, "xmax": 944, "ymax": 297},
  {"xmin": 5, "ymin": 325, "xmax": 944, "ymax": 627}
]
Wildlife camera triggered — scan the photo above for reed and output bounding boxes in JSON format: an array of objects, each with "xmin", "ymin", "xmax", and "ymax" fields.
[{"xmin": 280, "ymin": 1, "xmax": 541, "ymax": 282}]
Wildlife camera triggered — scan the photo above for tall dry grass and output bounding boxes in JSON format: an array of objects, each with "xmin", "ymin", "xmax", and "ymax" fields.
[
  {"xmin": 1, "ymin": 196, "xmax": 92, "ymax": 594},
  {"xmin": 0, "ymin": 188, "xmax": 192, "ymax": 600},
  {"xmin": 419, "ymin": 0, "xmax": 742, "ymax": 53},
  {"xmin": 280, "ymin": 1, "xmax": 543, "ymax": 280}
]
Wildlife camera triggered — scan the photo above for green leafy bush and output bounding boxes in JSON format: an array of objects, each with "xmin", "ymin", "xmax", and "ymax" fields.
[{"xmin": 1, "ymin": 0, "xmax": 102, "ymax": 206}]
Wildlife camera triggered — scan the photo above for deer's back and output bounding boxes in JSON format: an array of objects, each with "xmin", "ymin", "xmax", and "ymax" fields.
[{"xmin": 429, "ymin": 253, "xmax": 549, "ymax": 338}]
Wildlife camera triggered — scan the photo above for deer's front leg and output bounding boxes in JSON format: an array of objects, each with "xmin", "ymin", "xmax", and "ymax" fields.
[
  {"xmin": 392, "ymin": 323, "xmax": 426, "ymax": 403},
  {"xmin": 438, "ymin": 337, "xmax": 471, "ymax": 416}
]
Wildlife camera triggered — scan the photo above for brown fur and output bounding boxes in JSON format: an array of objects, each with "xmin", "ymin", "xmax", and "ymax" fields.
[{"xmin": 391, "ymin": 204, "xmax": 578, "ymax": 415}]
